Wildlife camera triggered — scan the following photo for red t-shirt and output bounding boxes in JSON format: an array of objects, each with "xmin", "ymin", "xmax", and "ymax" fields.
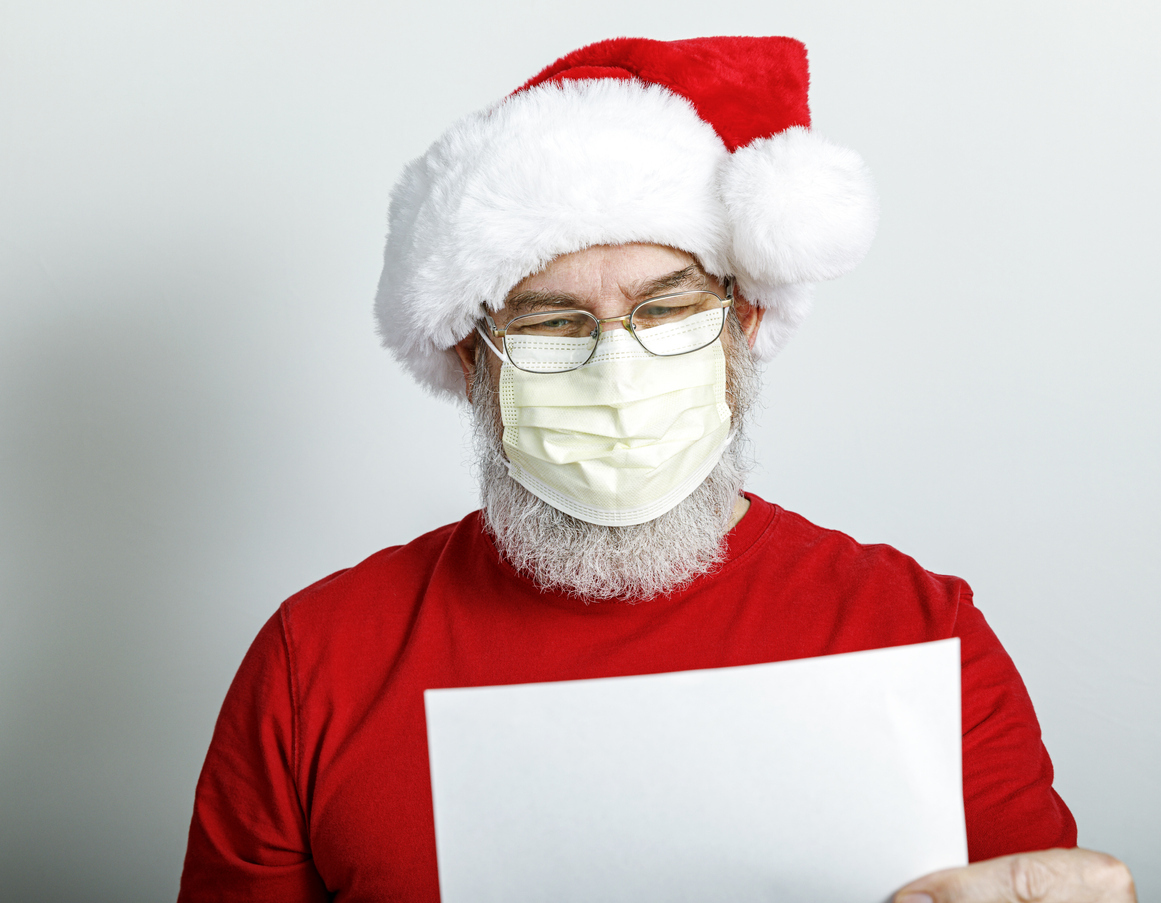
[{"xmin": 179, "ymin": 495, "xmax": 1075, "ymax": 901}]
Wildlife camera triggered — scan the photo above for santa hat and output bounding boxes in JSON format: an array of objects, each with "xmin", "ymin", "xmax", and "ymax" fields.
[{"xmin": 375, "ymin": 36, "xmax": 878, "ymax": 400}]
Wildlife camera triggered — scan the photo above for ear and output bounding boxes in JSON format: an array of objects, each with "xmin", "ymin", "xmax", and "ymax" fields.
[
  {"xmin": 451, "ymin": 333, "xmax": 477, "ymax": 403},
  {"xmin": 733, "ymin": 289, "xmax": 766, "ymax": 350}
]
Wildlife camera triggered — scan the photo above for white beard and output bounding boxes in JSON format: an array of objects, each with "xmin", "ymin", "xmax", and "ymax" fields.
[{"xmin": 471, "ymin": 319, "xmax": 761, "ymax": 602}]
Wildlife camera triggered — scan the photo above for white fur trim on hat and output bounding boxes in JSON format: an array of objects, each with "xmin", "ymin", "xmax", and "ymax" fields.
[
  {"xmin": 375, "ymin": 82, "xmax": 878, "ymax": 399},
  {"xmin": 376, "ymin": 78, "xmax": 732, "ymax": 401}
]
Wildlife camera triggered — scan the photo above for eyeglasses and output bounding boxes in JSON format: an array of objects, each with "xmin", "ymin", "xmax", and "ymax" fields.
[{"xmin": 481, "ymin": 278, "xmax": 735, "ymax": 374}]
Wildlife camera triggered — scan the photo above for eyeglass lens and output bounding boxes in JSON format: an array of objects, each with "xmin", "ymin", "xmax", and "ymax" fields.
[{"xmin": 502, "ymin": 292, "xmax": 727, "ymax": 373}]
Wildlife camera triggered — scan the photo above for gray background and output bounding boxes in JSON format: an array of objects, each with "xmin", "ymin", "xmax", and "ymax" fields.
[{"xmin": 1, "ymin": 1, "xmax": 1157, "ymax": 899}]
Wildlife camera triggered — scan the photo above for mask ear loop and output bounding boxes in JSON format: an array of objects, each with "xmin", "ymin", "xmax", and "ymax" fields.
[
  {"xmin": 477, "ymin": 316, "xmax": 510, "ymax": 364},
  {"xmin": 476, "ymin": 315, "xmax": 521, "ymax": 480}
]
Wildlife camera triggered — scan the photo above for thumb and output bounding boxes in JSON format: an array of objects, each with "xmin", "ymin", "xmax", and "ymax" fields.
[{"xmin": 893, "ymin": 849, "xmax": 1135, "ymax": 903}]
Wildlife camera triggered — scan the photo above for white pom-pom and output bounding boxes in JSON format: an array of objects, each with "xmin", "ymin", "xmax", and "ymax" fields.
[{"xmin": 721, "ymin": 127, "xmax": 878, "ymax": 285}]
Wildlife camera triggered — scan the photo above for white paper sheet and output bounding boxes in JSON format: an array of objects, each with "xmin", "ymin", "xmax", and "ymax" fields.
[{"xmin": 425, "ymin": 639, "xmax": 967, "ymax": 903}]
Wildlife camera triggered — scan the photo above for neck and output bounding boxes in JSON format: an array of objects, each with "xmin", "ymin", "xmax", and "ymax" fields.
[{"xmin": 728, "ymin": 494, "xmax": 750, "ymax": 531}]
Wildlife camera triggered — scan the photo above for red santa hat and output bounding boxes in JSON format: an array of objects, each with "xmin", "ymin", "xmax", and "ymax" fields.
[{"xmin": 375, "ymin": 36, "xmax": 878, "ymax": 400}]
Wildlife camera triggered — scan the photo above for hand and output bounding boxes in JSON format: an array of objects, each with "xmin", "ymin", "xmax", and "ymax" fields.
[{"xmin": 893, "ymin": 848, "xmax": 1136, "ymax": 903}]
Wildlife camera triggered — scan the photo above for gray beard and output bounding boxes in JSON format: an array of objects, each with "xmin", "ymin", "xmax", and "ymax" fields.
[{"xmin": 470, "ymin": 318, "xmax": 761, "ymax": 602}]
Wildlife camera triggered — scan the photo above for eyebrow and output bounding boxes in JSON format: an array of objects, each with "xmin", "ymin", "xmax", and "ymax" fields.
[
  {"xmin": 503, "ymin": 289, "xmax": 587, "ymax": 315},
  {"xmin": 626, "ymin": 264, "xmax": 710, "ymax": 300},
  {"xmin": 503, "ymin": 264, "xmax": 711, "ymax": 315}
]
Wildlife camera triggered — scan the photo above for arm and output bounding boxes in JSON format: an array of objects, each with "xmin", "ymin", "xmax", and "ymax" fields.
[
  {"xmin": 178, "ymin": 610, "xmax": 329, "ymax": 902},
  {"xmin": 954, "ymin": 595, "xmax": 1076, "ymax": 858},
  {"xmin": 899, "ymin": 598, "xmax": 1130, "ymax": 901}
]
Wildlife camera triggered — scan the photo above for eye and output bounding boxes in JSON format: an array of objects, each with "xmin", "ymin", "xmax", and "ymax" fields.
[
  {"xmin": 508, "ymin": 310, "xmax": 595, "ymax": 337},
  {"xmin": 634, "ymin": 294, "xmax": 706, "ymax": 323},
  {"xmin": 639, "ymin": 304, "xmax": 685, "ymax": 318}
]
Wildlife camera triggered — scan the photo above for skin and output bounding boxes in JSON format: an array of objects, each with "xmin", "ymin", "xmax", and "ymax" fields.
[
  {"xmin": 893, "ymin": 848, "xmax": 1136, "ymax": 903},
  {"xmin": 454, "ymin": 243, "xmax": 1138, "ymax": 902}
]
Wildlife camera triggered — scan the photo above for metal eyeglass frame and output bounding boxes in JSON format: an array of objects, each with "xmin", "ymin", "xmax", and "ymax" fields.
[{"xmin": 479, "ymin": 277, "xmax": 735, "ymax": 373}]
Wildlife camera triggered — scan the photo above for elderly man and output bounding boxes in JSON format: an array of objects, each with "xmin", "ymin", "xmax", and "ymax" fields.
[{"xmin": 178, "ymin": 37, "xmax": 1135, "ymax": 902}]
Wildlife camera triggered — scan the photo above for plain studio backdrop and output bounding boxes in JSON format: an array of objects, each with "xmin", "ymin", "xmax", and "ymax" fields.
[{"xmin": 1, "ymin": 1, "xmax": 1158, "ymax": 900}]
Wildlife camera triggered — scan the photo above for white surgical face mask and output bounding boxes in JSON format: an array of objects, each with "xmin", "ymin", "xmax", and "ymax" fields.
[{"xmin": 482, "ymin": 315, "xmax": 733, "ymax": 527}]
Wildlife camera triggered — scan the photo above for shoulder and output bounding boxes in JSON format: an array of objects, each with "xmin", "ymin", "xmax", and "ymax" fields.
[
  {"xmin": 276, "ymin": 511, "xmax": 489, "ymax": 664},
  {"xmin": 740, "ymin": 496, "xmax": 975, "ymax": 641},
  {"xmin": 760, "ymin": 499, "xmax": 970, "ymax": 601}
]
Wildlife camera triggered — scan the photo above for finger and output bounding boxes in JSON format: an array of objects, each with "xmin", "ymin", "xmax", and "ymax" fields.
[
  {"xmin": 895, "ymin": 856, "xmax": 1042, "ymax": 903},
  {"xmin": 893, "ymin": 848, "xmax": 1136, "ymax": 903}
]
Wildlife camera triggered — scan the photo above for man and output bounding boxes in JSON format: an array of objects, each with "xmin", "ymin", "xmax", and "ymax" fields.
[{"xmin": 178, "ymin": 37, "xmax": 1135, "ymax": 901}]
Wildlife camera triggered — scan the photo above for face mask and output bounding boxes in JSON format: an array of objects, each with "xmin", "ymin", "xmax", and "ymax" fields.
[{"xmin": 487, "ymin": 322, "xmax": 733, "ymax": 527}]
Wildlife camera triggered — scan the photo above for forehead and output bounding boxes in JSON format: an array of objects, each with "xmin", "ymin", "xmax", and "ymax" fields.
[{"xmin": 508, "ymin": 243, "xmax": 704, "ymax": 299}]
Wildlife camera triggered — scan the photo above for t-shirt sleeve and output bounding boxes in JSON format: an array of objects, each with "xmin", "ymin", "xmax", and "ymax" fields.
[
  {"xmin": 954, "ymin": 591, "xmax": 1077, "ymax": 861},
  {"xmin": 178, "ymin": 609, "xmax": 329, "ymax": 902}
]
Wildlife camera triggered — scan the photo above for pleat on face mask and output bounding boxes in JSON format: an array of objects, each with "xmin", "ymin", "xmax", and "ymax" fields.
[{"xmin": 498, "ymin": 324, "xmax": 732, "ymax": 526}]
